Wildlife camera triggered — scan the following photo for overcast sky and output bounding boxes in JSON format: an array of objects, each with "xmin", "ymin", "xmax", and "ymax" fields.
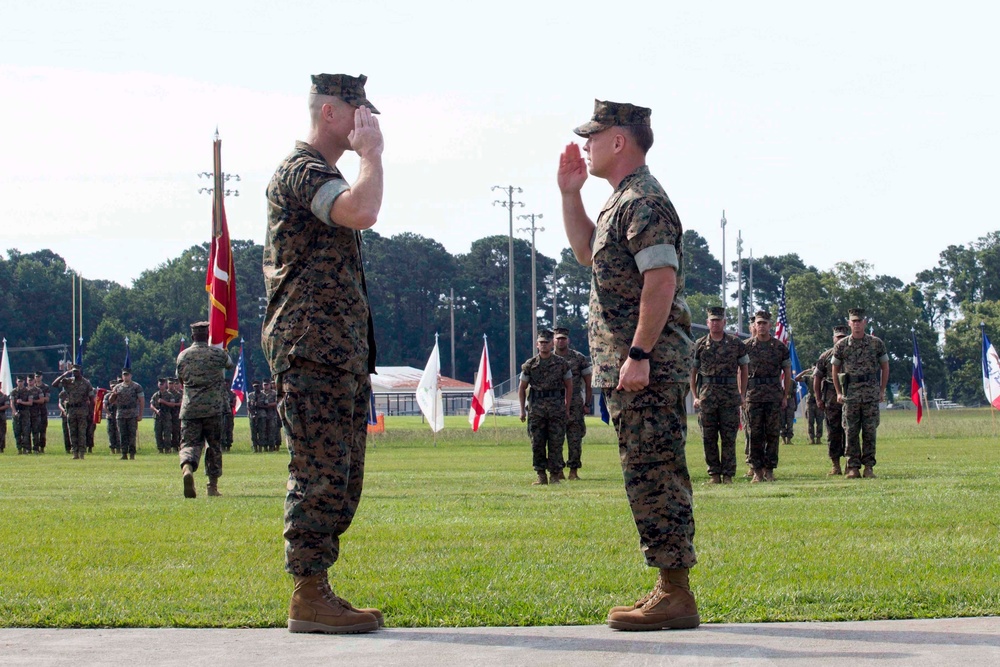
[{"xmin": 3, "ymin": 1, "xmax": 998, "ymax": 303}]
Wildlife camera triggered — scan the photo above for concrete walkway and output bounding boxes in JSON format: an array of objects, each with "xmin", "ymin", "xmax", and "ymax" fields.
[{"xmin": 1, "ymin": 617, "xmax": 998, "ymax": 666}]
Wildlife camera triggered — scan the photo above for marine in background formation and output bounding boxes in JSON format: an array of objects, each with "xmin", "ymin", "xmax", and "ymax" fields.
[
  {"xmin": 553, "ymin": 326, "xmax": 592, "ymax": 481},
  {"xmin": 690, "ymin": 306, "xmax": 747, "ymax": 485},
  {"xmin": 813, "ymin": 325, "xmax": 850, "ymax": 475},
  {"xmin": 518, "ymin": 329, "xmax": 573, "ymax": 485}
]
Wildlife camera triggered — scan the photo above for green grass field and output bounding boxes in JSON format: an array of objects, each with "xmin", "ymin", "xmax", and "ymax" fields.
[{"xmin": 1, "ymin": 409, "xmax": 998, "ymax": 628}]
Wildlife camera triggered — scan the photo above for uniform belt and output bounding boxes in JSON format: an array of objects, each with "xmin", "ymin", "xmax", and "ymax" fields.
[
  {"xmin": 847, "ymin": 373, "xmax": 876, "ymax": 383},
  {"xmin": 748, "ymin": 376, "xmax": 781, "ymax": 387},
  {"xmin": 66, "ymin": 403, "xmax": 85, "ymax": 408},
  {"xmin": 531, "ymin": 389, "xmax": 565, "ymax": 399},
  {"xmin": 699, "ymin": 375, "xmax": 737, "ymax": 385}
]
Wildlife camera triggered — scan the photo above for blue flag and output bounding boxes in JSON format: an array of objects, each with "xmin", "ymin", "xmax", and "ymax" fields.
[
  {"xmin": 599, "ymin": 392, "xmax": 610, "ymax": 424},
  {"xmin": 788, "ymin": 336, "xmax": 806, "ymax": 402}
]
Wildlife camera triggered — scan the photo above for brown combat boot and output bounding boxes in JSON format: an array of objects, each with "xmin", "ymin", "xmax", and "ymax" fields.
[
  {"xmin": 129, "ymin": 452, "xmax": 135, "ymax": 460},
  {"xmin": 288, "ymin": 572, "xmax": 379, "ymax": 634},
  {"xmin": 751, "ymin": 468, "xmax": 765, "ymax": 483},
  {"xmin": 72, "ymin": 453, "xmax": 80, "ymax": 460},
  {"xmin": 722, "ymin": 475, "xmax": 733, "ymax": 484},
  {"xmin": 607, "ymin": 569, "xmax": 700, "ymax": 631},
  {"xmin": 744, "ymin": 465, "xmax": 754, "ymax": 479},
  {"xmin": 182, "ymin": 463, "xmax": 196, "ymax": 498},
  {"xmin": 763, "ymin": 469, "xmax": 775, "ymax": 482},
  {"xmin": 862, "ymin": 465, "xmax": 877, "ymax": 479},
  {"xmin": 549, "ymin": 471, "xmax": 562, "ymax": 485},
  {"xmin": 828, "ymin": 458, "xmax": 842, "ymax": 476},
  {"xmin": 532, "ymin": 471, "xmax": 548, "ymax": 486},
  {"xmin": 845, "ymin": 467, "xmax": 861, "ymax": 479},
  {"xmin": 553, "ymin": 470, "xmax": 566, "ymax": 482},
  {"xmin": 568, "ymin": 469, "xmax": 580, "ymax": 481},
  {"xmin": 207, "ymin": 478, "xmax": 222, "ymax": 497},
  {"xmin": 704, "ymin": 474, "xmax": 722, "ymax": 485}
]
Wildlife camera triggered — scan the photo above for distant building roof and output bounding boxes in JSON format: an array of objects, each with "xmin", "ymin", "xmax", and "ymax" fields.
[{"xmin": 372, "ymin": 366, "xmax": 473, "ymax": 392}]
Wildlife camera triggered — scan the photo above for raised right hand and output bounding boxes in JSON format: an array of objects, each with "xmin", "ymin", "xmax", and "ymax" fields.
[
  {"xmin": 348, "ymin": 106, "xmax": 384, "ymax": 159},
  {"xmin": 557, "ymin": 143, "xmax": 588, "ymax": 194}
]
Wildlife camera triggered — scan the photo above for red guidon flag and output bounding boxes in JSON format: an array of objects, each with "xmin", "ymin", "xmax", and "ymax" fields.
[
  {"xmin": 468, "ymin": 336, "xmax": 495, "ymax": 432},
  {"xmin": 206, "ymin": 133, "xmax": 238, "ymax": 348}
]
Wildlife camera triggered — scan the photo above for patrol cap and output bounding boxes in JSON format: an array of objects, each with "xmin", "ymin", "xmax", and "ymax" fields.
[
  {"xmin": 158, "ymin": 377, "xmax": 167, "ymax": 383},
  {"xmin": 848, "ymin": 308, "xmax": 866, "ymax": 321},
  {"xmin": 574, "ymin": 99, "xmax": 652, "ymax": 137},
  {"xmin": 121, "ymin": 368, "xmax": 132, "ymax": 375},
  {"xmin": 251, "ymin": 381, "xmax": 261, "ymax": 387},
  {"xmin": 190, "ymin": 321, "xmax": 210, "ymax": 335},
  {"xmin": 708, "ymin": 306, "xmax": 726, "ymax": 320},
  {"xmin": 310, "ymin": 73, "xmax": 379, "ymax": 114},
  {"xmin": 262, "ymin": 378, "xmax": 272, "ymax": 384},
  {"xmin": 71, "ymin": 364, "xmax": 82, "ymax": 371},
  {"xmin": 833, "ymin": 325, "xmax": 850, "ymax": 337},
  {"xmin": 553, "ymin": 327, "xmax": 570, "ymax": 338},
  {"xmin": 35, "ymin": 371, "xmax": 44, "ymax": 377},
  {"xmin": 537, "ymin": 329, "xmax": 554, "ymax": 342},
  {"xmin": 754, "ymin": 310, "xmax": 772, "ymax": 323}
]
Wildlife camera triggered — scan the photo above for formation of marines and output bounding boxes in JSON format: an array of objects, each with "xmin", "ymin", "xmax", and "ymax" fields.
[
  {"xmin": 691, "ymin": 307, "xmax": 889, "ymax": 483},
  {"xmin": 247, "ymin": 379, "xmax": 280, "ymax": 452}
]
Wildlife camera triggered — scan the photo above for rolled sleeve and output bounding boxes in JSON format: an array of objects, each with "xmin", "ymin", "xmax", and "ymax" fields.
[
  {"xmin": 831, "ymin": 356, "xmax": 843, "ymax": 367},
  {"xmin": 634, "ymin": 244, "xmax": 679, "ymax": 273},
  {"xmin": 738, "ymin": 354, "xmax": 749, "ymax": 366},
  {"xmin": 878, "ymin": 353, "xmax": 889, "ymax": 363},
  {"xmin": 310, "ymin": 179, "xmax": 351, "ymax": 226}
]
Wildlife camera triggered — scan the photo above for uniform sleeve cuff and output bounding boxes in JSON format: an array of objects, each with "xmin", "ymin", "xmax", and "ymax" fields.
[
  {"xmin": 634, "ymin": 244, "xmax": 679, "ymax": 273},
  {"xmin": 311, "ymin": 180, "xmax": 351, "ymax": 225}
]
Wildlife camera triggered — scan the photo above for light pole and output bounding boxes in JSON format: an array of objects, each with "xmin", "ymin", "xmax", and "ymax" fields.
[
  {"xmin": 720, "ymin": 210, "xmax": 727, "ymax": 309},
  {"xmin": 492, "ymin": 185, "xmax": 524, "ymax": 383},
  {"xmin": 517, "ymin": 213, "xmax": 544, "ymax": 345},
  {"xmin": 736, "ymin": 230, "xmax": 744, "ymax": 334}
]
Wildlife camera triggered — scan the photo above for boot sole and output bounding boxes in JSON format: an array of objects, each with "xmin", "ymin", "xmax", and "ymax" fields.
[
  {"xmin": 183, "ymin": 472, "xmax": 196, "ymax": 499},
  {"xmin": 287, "ymin": 619, "xmax": 379, "ymax": 634},
  {"xmin": 607, "ymin": 614, "xmax": 701, "ymax": 631}
]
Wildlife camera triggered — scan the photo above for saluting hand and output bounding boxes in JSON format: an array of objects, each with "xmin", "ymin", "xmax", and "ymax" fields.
[
  {"xmin": 348, "ymin": 106, "xmax": 384, "ymax": 159},
  {"xmin": 557, "ymin": 143, "xmax": 588, "ymax": 194}
]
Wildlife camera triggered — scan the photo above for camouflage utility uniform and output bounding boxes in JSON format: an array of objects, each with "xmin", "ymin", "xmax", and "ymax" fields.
[
  {"xmin": 590, "ymin": 165, "xmax": 696, "ymax": 571},
  {"xmin": 247, "ymin": 386, "xmax": 261, "ymax": 451},
  {"xmin": 177, "ymin": 342, "xmax": 234, "ymax": 480},
  {"xmin": 150, "ymin": 386, "xmax": 168, "ymax": 452},
  {"xmin": 814, "ymin": 348, "xmax": 844, "ymax": 460},
  {"xmin": 804, "ymin": 383, "xmax": 824, "ymax": 444},
  {"xmin": 521, "ymin": 353, "xmax": 572, "ymax": 476},
  {"xmin": 14, "ymin": 385, "xmax": 39, "ymax": 453},
  {"xmin": 832, "ymin": 334, "xmax": 888, "ymax": 471},
  {"xmin": 261, "ymin": 387, "xmax": 280, "ymax": 450},
  {"xmin": 53, "ymin": 374, "xmax": 95, "ymax": 457},
  {"xmin": 111, "ymin": 380, "xmax": 144, "ymax": 457},
  {"xmin": 744, "ymin": 337, "xmax": 790, "ymax": 472},
  {"xmin": 556, "ymin": 347, "xmax": 591, "ymax": 473},
  {"xmin": 263, "ymin": 140, "xmax": 378, "ymax": 577},
  {"xmin": 32, "ymin": 380, "xmax": 50, "ymax": 452},
  {"xmin": 163, "ymin": 383, "xmax": 184, "ymax": 452},
  {"xmin": 104, "ymin": 389, "xmax": 119, "ymax": 452},
  {"xmin": 693, "ymin": 333, "xmax": 747, "ymax": 479},
  {"xmin": 780, "ymin": 381, "xmax": 798, "ymax": 443}
]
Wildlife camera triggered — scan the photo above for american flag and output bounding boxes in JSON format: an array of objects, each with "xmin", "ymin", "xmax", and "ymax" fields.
[
  {"xmin": 774, "ymin": 280, "xmax": 790, "ymax": 345},
  {"xmin": 230, "ymin": 341, "xmax": 248, "ymax": 414}
]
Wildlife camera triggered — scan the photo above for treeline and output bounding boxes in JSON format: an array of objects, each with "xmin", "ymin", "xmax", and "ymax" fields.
[{"xmin": 2, "ymin": 230, "xmax": 999, "ymax": 405}]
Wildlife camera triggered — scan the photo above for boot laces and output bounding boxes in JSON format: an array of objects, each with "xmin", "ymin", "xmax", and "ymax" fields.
[{"xmin": 316, "ymin": 576, "xmax": 352, "ymax": 610}]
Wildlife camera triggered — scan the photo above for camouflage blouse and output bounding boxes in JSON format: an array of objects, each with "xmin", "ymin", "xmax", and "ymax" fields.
[
  {"xmin": 588, "ymin": 166, "xmax": 693, "ymax": 393},
  {"xmin": 693, "ymin": 333, "xmax": 748, "ymax": 404},
  {"xmin": 176, "ymin": 342, "xmax": 234, "ymax": 419},
  {"xmin": 262, "ymin": 141, "xmax": 376, "ymax": 377},
  {"xmin": 831, "ymin": 334, "xmax": 888, "ymax": 404},
  {"xmin": 111, "ymin": 381, "xmax": 144, "ymax": 419},
  {"xmin": 744, "ymin": 336, "xmax": 791, "ymax": 404}
]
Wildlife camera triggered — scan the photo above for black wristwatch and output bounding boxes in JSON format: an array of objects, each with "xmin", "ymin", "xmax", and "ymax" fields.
[{"xmin": 628, "ymin": 346, "xmax": 652, "ymax": 361}]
